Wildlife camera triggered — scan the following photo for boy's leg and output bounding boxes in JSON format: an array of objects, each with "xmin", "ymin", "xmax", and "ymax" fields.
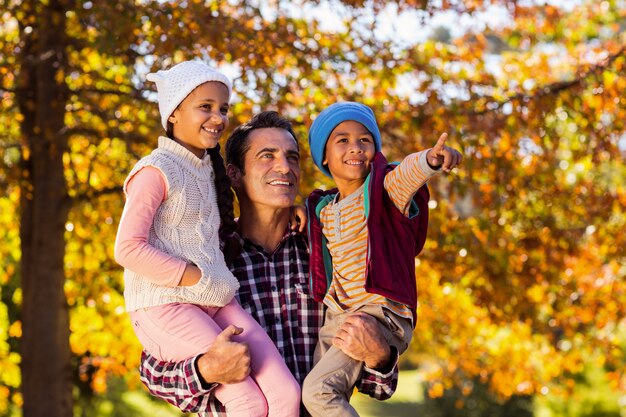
[
  {"xmin": 303, "ymin": 304, "xmax": 414, "ymax": 417},
  {"xmin": 213, "ymin": 299, "xmax": 301, "ymax": 417},
  {"xmin": 302, "ymin": 309, "xmax": 362, "ymax": 417},
  {"xmin": 129, "ymin": 303, "xmax": 268, "ymax": 417}
]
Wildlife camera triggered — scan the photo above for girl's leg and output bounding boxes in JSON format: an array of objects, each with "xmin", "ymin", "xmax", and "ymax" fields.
[
  {"xmin": 129, "ymin": 303, "xmax": 268, "ymax": 417},
  {"xmin": 129, "ymin": 303, "xmax": 223, "ymax": 361},
  {"xmin": 213, "ymin": 299, "xmax": 301, "ymax": 417}
]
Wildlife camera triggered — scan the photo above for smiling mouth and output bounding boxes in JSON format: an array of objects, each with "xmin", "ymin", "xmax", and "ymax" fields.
[
  {"xmin": 345, "ymin": 160, "xmax": 365, "ymax": 165},
  {"xmin": 202, "ymin": 127, "xmax": 221, "ymax": 134},
  {"xmin": 268, "ymin": 179, "xmax": 293, "ymax": 186}
]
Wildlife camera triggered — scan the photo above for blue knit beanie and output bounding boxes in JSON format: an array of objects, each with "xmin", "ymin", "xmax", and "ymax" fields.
[{"xmin": 308, "ymin": 102, "xmax": 382, "ymax": 177}]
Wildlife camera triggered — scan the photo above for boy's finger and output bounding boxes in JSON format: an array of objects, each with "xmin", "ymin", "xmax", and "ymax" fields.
[
  {"xmin": 445, "ymin": 152, "xmax": 456, "ymax": 171},
  {"xmin": 433, "ymin": 133, "xmax": 448, "ymax": 152},
  {"xmin": 442, "ymin": 152, "xmax": 452, "ymax": 172},
  {"xmin": 450, "ymin": 151, "xmax": 462, "ymax": 170}
]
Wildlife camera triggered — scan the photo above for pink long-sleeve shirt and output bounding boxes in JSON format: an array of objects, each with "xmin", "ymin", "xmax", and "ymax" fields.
[{"xmin": 114, "ymin": 166, "xmax": 187, "ymax": 287}]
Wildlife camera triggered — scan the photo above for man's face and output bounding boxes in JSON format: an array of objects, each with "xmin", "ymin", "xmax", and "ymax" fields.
[{"xmin": 230, "ymin": 127, "xmax": 301, "ymax": 210}]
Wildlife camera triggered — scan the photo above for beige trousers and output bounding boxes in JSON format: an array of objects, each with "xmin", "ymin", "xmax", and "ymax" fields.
[{"xmin": 301, "ymin": 303, "xmax": 413, "ymax": 417}]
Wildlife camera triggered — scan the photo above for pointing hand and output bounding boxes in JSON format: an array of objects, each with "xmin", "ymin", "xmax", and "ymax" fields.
[{"xmin": 426, "ymin": 133, "xmax": 463, "ymax": 173}]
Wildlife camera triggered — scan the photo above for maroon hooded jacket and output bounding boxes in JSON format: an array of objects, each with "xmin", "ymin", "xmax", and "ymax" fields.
[{"xmin": 306, "ymin": 152, "xmax": 430, "ymax": 325}]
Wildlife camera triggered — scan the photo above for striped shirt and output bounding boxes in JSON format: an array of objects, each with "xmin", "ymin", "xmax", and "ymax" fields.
[{"xmin": 321, "ymin": 150, "xmax": 438, "ymax": 320}]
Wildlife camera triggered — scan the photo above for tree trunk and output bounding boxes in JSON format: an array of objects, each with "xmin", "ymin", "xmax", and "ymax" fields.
[{"xmin": 17, "ymin": 1, "xmax": 73, "ymax": 416}]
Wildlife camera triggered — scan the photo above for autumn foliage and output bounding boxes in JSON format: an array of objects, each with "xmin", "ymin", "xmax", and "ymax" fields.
[{"xmin": 1, "ymin": 0, "xmax": 625, "ymax": 414}]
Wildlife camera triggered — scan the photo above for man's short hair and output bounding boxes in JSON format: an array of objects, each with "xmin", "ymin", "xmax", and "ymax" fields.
[{"xmin": 225, "ymin": 111, "xmax": 299, "ymax": 172}]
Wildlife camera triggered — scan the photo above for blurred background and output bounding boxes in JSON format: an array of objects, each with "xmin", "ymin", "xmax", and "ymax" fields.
[{"xmin": 1, "ymin": 0, "xmax": 625, "ymax": 416}]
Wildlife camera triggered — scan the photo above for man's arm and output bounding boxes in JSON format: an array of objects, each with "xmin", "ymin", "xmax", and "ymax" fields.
[
  {"xmin": 357, "ymin": 352, "xmax": 399, "ymax": 400},
  {"xmin": 138, "ymin": 326, "xmax": 250, "ymax": 415},
  {"xmin": 332, "ymin": 312, "xmax": 399, "ymax": 400},
  {"xmin": 139, "ymin": 351, "xmax": 220, "ymax": 415}
]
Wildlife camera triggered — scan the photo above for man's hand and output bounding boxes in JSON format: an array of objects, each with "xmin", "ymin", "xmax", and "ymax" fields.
[
  {"xmin": 426, "ymin": 133, "xmax": 463, "ymax": 173},
  {"xmin": 332, "ymin": 312, "xmax": 392, "ymax": 370},
  {"xmin": 196, "ymin": 325, "xmax": 251, "ymax": 385}
]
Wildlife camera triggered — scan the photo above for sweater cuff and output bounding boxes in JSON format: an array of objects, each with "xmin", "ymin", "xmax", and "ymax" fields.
[{"xmin": 419, "ymin": 149, "xmax": 442, "ymax": 175}]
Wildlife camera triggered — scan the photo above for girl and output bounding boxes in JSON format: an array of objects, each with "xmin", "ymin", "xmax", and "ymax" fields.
[{"xmin": 115, "ymin": 60, "xmax": 300, "ymax": 417}]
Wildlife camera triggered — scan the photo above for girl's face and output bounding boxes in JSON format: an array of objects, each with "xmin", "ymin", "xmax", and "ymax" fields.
[{"xmin": 168, "ymin": 81, "xmax": 230, "ymax": 158}]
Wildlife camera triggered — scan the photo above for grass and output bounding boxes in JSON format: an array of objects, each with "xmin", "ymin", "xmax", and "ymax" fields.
[
  {"xmin": 119, "ymin": 370, "xmax": 425, "ymax": 417},
  {"xmin": 114, "ymin": 367, "xmax": 626, "ymax": 417}
]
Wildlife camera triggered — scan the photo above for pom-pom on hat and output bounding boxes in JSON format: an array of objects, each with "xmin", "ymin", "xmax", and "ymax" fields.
[
  {"xmin": 147, "ymin": 60, "xmax": 232, "ymax": 129},
  {"xmin": 308, "ymin": 101, "xmax": 382, "ymax": 177}
]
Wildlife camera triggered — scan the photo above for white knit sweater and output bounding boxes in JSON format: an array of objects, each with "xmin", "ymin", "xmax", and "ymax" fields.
[{"xmin": 123, "ymin": 136, "xmax": 239, "ymax": 312}]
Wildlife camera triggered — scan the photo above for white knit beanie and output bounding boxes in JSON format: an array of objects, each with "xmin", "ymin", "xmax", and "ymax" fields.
[{"xmin": 147, "ymin": 60, "xmax": 232, "ymax": 129}]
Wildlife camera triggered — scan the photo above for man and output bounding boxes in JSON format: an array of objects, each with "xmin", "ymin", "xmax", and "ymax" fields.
[{"xmin": 139, "ymin": 111, "xmax": 400, "ymax": 415}]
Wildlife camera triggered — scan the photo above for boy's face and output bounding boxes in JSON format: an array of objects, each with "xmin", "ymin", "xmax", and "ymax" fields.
[{"xmin": 323, "ymin": 120, "xmax": 376, "ymax": 184}]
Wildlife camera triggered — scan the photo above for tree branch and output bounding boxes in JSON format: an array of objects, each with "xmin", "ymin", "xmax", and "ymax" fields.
[
  {"xmin": 72, "ymin": 185, "xmax": 123, "ymax": 203},
  {"xmin": 62, "ymin": 126, "xmax": 150, "ymax": 146},
  {"xmin": 76, "ymin": 86, "xmax": 147, "ymax": 101},
  {"xmin": 0, "ymin": 142, "xmax": 22, "ymax": 149},
  {"xmin": 465, "ymin": 45, "xmax": 626, "ymax": 116}
]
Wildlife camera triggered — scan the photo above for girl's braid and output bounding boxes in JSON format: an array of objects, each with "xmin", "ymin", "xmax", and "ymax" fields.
[{"xmin": 206, "ymin": 144, "xmax": 236, "ymax": 241}]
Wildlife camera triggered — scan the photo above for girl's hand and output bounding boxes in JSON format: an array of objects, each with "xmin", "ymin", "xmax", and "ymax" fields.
[
  {"xmin": 179, "ymin": 264, "xmax": 201, "ymax": 286},
  {"xmin": 290, "ymin": 205, "xmax": 307, "ymax": 232},
  {"xmin": 426, "ymin": 133, "xmax": 463, "ymax": 173}
]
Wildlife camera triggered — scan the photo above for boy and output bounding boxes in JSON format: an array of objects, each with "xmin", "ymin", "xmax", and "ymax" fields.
[{"xmin": 303, "ymin": 102, "xmax": 462, "ymax": 416}]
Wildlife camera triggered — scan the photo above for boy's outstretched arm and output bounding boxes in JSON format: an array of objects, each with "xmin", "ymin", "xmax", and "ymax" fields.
[{"xmin": 425, "ymin": 133, "xmax": 463, "ymax": 173}]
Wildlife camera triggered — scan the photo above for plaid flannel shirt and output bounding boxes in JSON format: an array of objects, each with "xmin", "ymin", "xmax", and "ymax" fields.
[{"xmin": 139, "ymin": 230, "xmax": 398, "ymax": 416}]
